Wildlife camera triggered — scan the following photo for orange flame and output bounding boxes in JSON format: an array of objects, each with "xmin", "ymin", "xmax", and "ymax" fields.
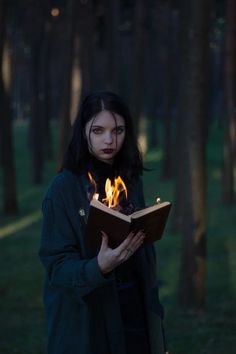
[
  {"xmin": 88, "ymin": 172, "xmax": 127, "ymax": 207},
  {"xmin": 88, "ymin": 172, "xmax": 99, "ymax": 200},
  {"xmin": 103, "ymin": 176, "xmax": 128, "ymax": 208}
]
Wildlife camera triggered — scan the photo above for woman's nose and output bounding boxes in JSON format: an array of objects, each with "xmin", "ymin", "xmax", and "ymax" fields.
[{"xmin": 104, "ymin": 132, "xmax": 113, "ymax": 144}]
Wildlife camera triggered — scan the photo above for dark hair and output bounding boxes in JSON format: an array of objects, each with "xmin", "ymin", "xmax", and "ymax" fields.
[{"xmin": 61, "ymin": 91, "xmax": 143, "ymax": 181}]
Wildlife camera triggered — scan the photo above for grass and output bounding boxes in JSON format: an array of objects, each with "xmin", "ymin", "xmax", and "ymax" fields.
[{"xmin": 0, "ymin": 121, "xmax": 235, "ymax": 354}]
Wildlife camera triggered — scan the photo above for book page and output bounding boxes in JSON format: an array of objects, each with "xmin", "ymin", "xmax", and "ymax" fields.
[
  {"xmin": 90, "ymin": 199, "xmax": 131, "ymax": 222},
  {"xmin": 131, "ymin": 201, "xmax": 171, "ymax": 219}
]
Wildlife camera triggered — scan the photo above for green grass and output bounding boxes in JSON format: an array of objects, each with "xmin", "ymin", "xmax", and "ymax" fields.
[{"xmin": 0, "ymin": 121, "xmax": 235, "ymax": 354}]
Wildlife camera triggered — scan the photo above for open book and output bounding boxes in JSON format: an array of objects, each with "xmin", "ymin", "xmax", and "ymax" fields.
[{"xmin": 85, "ymin": 199, "xmax": 172, "ymax": 248}]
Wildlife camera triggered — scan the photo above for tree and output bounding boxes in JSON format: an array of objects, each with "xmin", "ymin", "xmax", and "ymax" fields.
[
  {"xmin": 130, "ymin": 0, "xmax": 149, "ymax": 134},
  {"xmin": 178, "ymin": 0, "xmax": 210, "ymax": 311},
  {"xmin": 146, "ymin": 0, "xmax": 161, "ymax": 149},
  {"xmin": 77, "ymin": 0, "xmax": 94, "ymax": 96},
  {"xmin": 56, "ymin": 0, "xmax": 77, "ymax": 170},
  {"xmin": 223, "ymin": 0, "xmax": 236, "ymax": 204},
  {"xmin": 23, "ymin": 0, "xmax": 51, "ymax": 184},
  {"xmin": 104, "ymin": 0, "xmax": 120, "ymax": 93},
  {"xmin": 0, "ymin": 0, "xmax": 18, "ymax": 214},
  {"xmin": 159, "ymin": 0, "xmax": 175, "ymax": 179}
]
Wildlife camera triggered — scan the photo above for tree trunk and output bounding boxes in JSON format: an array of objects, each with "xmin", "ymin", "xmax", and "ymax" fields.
[
  {"xmin": 146, "ymin": 0, "xmax": 160, "ymax": 149},
  {"xmin": 223, "ymin": 0, "xmax": 236, "ymax": 204},
  {"xmin": 160, "ymin": 0, "xmax": 174, "ymax": 180},
  {"xmin": 78, "ymin": 0, "xmax": 94, "ymax": 96},
  {"xmin": 171, "ymin": 4, "xmax": 187, "ymax": 233},
  {"xmin": 0, "ymin": 0, "xmax": 18, "ymax": 214},
  {"xmin": 130, "ymin": 0, "xmax": 149, "ymax": 135},
  {"xmin": 56, "ymin": 0, "xmax": 77, "ymax": 170},
  {"xmin": 104, "ymin": 0, "xmax": 120, "ymax": 93},
  {"xmin": 178, "ymin": 0, "xmax": 210, "ymax": 311},
  {"xmin": 27, "ymin": 1, "xmax": 49, "ymax": 184},
  {"xmin": 41, "ymin": 20, "xmax": 53, "ymax": 160}
]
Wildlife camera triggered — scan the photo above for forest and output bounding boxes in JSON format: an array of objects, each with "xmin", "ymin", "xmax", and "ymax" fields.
[{"xmin": 0, "ymin": 0, "xmax": 235, "ymax": 353}]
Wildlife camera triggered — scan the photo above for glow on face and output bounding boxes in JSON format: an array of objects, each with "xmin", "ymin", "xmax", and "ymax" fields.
[{"xmin": 85, "ymin": 110, "xmax": 126, "ymax": 164}]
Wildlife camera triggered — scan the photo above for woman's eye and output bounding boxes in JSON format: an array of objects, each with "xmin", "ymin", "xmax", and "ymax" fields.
[
  {"xmin": 92, "ymin": 128, "xmax": 103, "ymax": 134},
  {"xmin": 115, "ymin": 127, "xmax": 125, "ymax": 135}
]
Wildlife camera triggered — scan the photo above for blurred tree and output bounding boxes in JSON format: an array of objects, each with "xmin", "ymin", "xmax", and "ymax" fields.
[
  {"xmin": 146, "ymin": 0, "xmax": 161, "ymax": 149},
  {"xmin": 171, "ymin": 3, "xmax": 186, "ymax": 234},
  {"xmin": 223, "ymin": 0, "xmax": 236, "ymax": 204},
  {"xmin": 104, "ymin": 0, "xmax": 120, "ymax": 93},
  {"xmin": 209, "ymin": 13, "xmax": 225, "ymax": 128},
  {"xmin": 56, "ymin": 0, "xmax": 77, "ymax": 170},
  {"xmin": 0, "ymin": 0, "xmax": 18, "ymax": 214},
  {"xmin": 159, "ymin": 0, "xmax": 175, "ymax": 179},
  {"xmin": 23, "ymin": 0, "xmax": 51, "ymax": 184},
  {"xmin": 130, "ymin": 0, "xmax": 149, "ymax": 135},
  {"xmin": 177, "ymin": 0, "xmax": 210, "ymax": 311},
  {"xmin": 77, "ymin": 0, "xmax": 94, "ymax": 96},
  {"xmin": 41, "ymin": 16, "xmax": 53, "ymax": 161}
]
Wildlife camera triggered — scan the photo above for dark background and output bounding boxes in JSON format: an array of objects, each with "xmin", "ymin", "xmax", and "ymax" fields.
[{"xmin": 0, "ymin": 0, "xmax": 235, "ymax": 353}]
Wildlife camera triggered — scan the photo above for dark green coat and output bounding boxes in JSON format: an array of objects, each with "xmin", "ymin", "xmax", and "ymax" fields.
[{"xmin": 39, "ymin": 169, "xmax": 166, "ymax": 354}]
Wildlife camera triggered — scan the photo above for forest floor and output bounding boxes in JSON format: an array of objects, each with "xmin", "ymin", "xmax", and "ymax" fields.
[{"xmin": 0, "ymin": 121, "xmax": 235, "ymax": 354}]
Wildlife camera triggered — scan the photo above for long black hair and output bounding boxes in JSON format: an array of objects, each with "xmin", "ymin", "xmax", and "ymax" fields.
[{"xmin": 61, "ymin": 91, "xmax": 143, "ymax": 181}]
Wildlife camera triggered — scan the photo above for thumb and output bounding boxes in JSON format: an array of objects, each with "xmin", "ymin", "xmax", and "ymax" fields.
[{"xmin": 100, "ymin": 231, "xmax": 108, "ymax": 250}]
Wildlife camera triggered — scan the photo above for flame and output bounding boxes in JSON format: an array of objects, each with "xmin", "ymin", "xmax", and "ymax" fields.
[
  {"xmin": 88, "ymin": 172, "xmax": 127, "ymax": 207},
  {"xmin": 103, "ymin": 176, "xmax": 128, "ymax": 208},
  {"xmin": 88, "ymin": 172, "xmax": 99, "ymax": 200}
]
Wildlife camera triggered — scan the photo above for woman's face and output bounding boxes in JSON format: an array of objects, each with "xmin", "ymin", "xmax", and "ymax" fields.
[{"xmin": 85, "ymin": 110, "xmax": 126, "ymax": 164}]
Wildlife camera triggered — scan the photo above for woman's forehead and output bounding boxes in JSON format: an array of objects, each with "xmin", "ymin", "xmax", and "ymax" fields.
[{"xmin": 88, "ymin": 110, "xmax": 125, "ymax": 127}]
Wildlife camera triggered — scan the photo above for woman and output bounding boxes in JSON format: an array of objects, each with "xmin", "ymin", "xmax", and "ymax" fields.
[{"xmin": 39, "ymin": 91, "xmax": 168, "ymax": 354}]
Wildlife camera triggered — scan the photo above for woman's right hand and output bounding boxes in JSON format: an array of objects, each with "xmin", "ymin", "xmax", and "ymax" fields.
[{"xmin": 97, "ymin": 230, "xmax": 145, "ymax": 274}]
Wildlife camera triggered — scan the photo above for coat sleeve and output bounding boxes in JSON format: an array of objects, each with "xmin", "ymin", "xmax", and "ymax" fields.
[{"xmin": 39, "ymin": 184, "xmax": 113, "ymax": 301}]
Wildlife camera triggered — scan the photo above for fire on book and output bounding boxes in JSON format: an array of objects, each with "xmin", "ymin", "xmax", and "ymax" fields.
[{"xmin": 88, "ymin": 172, "xmax": 127, "ymax": 208}]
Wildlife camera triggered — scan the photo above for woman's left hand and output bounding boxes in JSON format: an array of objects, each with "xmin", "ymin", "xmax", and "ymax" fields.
[{"xmin": 97, "ymin": 229, "xmax": 145, "ymax": 274}]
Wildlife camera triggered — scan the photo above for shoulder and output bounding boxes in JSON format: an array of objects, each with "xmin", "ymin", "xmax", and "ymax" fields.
[{"xmin": 44, "ymin": 169, "xmax": 82, "ymax": 200}]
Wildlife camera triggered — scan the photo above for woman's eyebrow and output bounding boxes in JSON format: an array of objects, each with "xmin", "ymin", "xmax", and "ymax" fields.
[{"xmin": 91, "ymin": 125, "xmax": 125, "ymax": 128}]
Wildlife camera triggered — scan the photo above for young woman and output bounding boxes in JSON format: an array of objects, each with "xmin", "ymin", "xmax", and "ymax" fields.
[{"xmin": 39, "ymin": 91, "xmax": 168, "ymax": 354}]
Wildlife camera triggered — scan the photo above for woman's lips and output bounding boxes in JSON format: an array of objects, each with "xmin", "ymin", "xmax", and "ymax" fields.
[{"xmin": 102, "ymin": 149, "xmax": 114, "ymax": 154}]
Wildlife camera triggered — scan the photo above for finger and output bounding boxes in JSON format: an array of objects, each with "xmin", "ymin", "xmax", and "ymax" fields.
[
  {"xmin": 123, "ymin": 233, "xmax": 145, "ymax": 257},
  {"xmin": 126, "ymin": 238, "xmax": 144, "ymax": 258},
  {"xmin": 115, "ymin": 231, "xmax": 136, "ymax": 255},
  {"xmin": 116, "ymin": 230, "xmax": 144, "ymax": 259},
  {"xmin": 128, "ymin": 230, "xmax": 145, "ymax": 249},
  {"xmin": 100, "ymin": 231, "xmax": 109, "ymax": 250},
  {"xmin": 131, "ymin": 235, "xmax": 145, "ymax": 252},
  {"xmin": 127, "ymin": 229, "xmax": 138, "ymax": 237}
]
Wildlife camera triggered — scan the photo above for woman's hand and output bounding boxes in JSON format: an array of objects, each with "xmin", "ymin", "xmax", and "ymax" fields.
[{"xmin": 97, "ymin": 230, "xmax": 145, "ymax": 274}]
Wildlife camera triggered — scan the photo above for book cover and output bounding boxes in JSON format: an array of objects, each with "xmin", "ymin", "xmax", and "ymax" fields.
[{"xmin": 85, "ymin": 199, "xmax": 172, "ymax": 248}]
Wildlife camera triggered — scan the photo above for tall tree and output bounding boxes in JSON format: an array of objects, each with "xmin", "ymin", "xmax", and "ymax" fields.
[
  {"xmin": 77, "ymin": 0, "xmax": 94, "ymax": 96},
  {"xmin": 0, "ymin": 0, "xmax": 18, "ymax": 214},
  {"xmin": 104, "ymin": 0, "xmax": 120, "ymax": 93},
  {"xmin": 146, "ymin": 0, "xmax": 160, "ymax": 149},
  {"xmin": 130, "ymin": 0, "xmax": 149, "ymax": 134},
  {"xmin": 223, "ymin": 0, "xmax": 236, "ymax": 204},
  {"xmin": 56, "ymin": 0, "xmax": 77, "ymax": 170},
  {"xmin": 159, "ymin": 0, "xmax": 174, "ymax": 179},
  {"xmin": 171, "ymin": 3, "xmax": 186, "ymax": 233},
  {"xmin": 178, "ymin": 0, "xmax": 210, "ymax": 311},
  {"xmin": 24, "ymin": 0, "xmax": 50, "ymax": 184}
]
